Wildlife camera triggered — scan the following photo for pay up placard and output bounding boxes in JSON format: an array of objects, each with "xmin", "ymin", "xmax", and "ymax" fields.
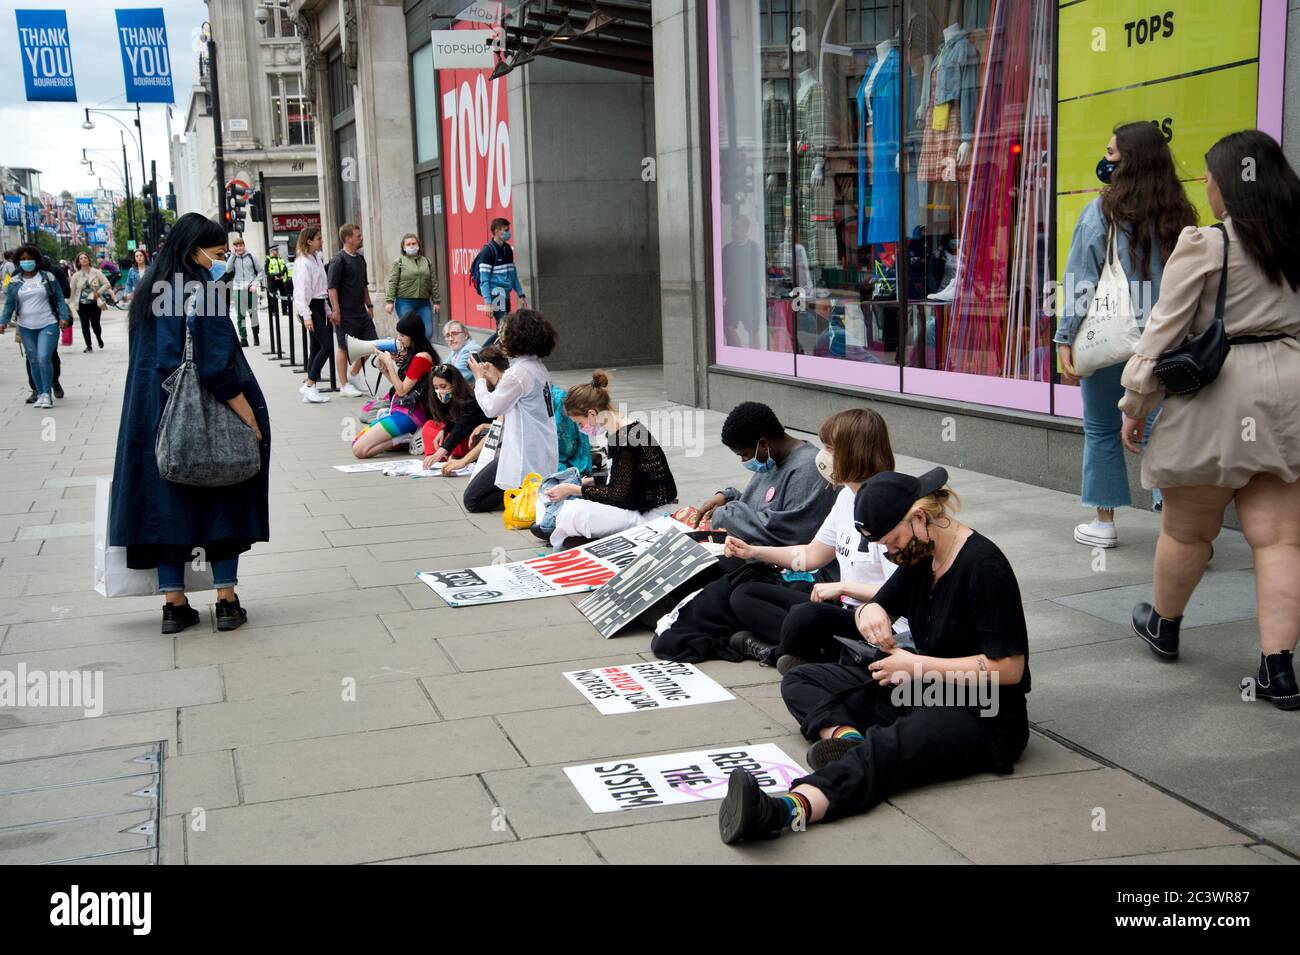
[
  {"xmin": 563, "ymin": 661, "xmax": 733, "ymax": 715},
  {"xmin": 565, "ymin": 744, "xmax": 804, "ymax": 814}
]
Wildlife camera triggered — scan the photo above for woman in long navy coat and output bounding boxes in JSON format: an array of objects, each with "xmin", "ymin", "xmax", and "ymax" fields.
[{"xmin": 109, "ymin": 213, "xmax": 271, "ymax": 634}]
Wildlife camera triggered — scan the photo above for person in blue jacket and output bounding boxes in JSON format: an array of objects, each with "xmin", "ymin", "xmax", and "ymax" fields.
[
  {"xmin": 472, "ymin": 217, "xmax": 526, "ymax": 346},
  {"xmin": 0, "ymin": 244, "xmax": 72, "ymax": 409},
  {"xmin": 109, "ymin": 213, "xmax": 271, "ymax": 635}
]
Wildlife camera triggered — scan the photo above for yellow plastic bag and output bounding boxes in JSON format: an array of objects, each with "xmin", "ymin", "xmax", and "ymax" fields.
[
  {"xmin": 931, "ymin": 101, "xmax": 950, "ymax": 131},
  {"xmin": 502, "ymin": 472, "xmax": 543, "ymax": 530}
]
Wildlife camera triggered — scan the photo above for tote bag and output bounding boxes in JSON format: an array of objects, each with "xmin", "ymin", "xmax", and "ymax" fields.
[
  {"xmin": 1071, "ymin": 227, "xmax": 1141, "ymax": 378},
  {"xmin": 93, "ymin": 476, "xmax": 214, "ymax": 597}
]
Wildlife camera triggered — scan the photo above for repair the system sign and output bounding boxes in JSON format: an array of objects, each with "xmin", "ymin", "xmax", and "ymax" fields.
[{"xmin": 436, "ymin": 19, "xmax": 513, "ymax": 334}]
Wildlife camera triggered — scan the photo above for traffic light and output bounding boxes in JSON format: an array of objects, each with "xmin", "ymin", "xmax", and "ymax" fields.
[
  {"xmin": 248, "ymin": 190, "xmax": 266, "ymax": 223},
  {"xmin": 225, "ymin": 179, "xmax": 250, "ymax": 233}
]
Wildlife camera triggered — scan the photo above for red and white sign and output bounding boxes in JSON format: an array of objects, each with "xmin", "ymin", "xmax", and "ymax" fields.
[
  {"xmin": 438, "ymin": 20, "xmax": 513, "ymax": 333},
  {"xmin": 271, "ymin": 212, "xmax": 321, "ymax": 233}
]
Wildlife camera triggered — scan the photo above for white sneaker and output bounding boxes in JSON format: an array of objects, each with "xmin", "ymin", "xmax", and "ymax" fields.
[
  {"xmin": 347, "ymin": 372, "xmax": 370, "ymax": 395},
  {"xmin": 298, "ymin": 381, "xmax": 309, "ymax": 395},
  {"xmin": 928, "ymin": 274, "xmax": 958, "ymax": 302},
  {"xmin": 35, "ymin": 394, "xmax": 52, "ymax": 409},
  {"xmin": 338, "ymin": 382, "xmax": 363, "ymax": 397},
  {"xmin": 1074, "ymin": 520, "xmax": 1117, "ymax": 548},
  {"xmin": 302, "ymin": 385, "xmax": 330, "ymax": 403}
]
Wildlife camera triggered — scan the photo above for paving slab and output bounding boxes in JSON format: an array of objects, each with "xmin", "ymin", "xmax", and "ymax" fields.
[{"xmin": 374, "ymin": 833, "xmax": 602, "ymax": 865}]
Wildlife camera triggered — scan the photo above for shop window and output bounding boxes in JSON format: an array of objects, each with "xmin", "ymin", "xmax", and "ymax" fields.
[
  {"xmin": 270, "ymin": 74, "xmax": 314, "ymax": 147},
  {"xmin": 328, "ymin": 49, "xmax": 354, "ymax": 117},
  {"xmin": 411, "ymin": 43, "xmax": 439, "ymax": 164}
]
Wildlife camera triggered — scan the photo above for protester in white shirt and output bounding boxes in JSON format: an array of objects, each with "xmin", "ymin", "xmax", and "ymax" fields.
[
  {"xmin": 463, "ymin": 310, "xmax": 559, "ymax": 513},
  {"xmin": 721, "ymin": 408, "xmax": 900, "ymax": 673},
  {"xmin": 292, "ymin": 227, "xmax": 333, "ymax": 403}
]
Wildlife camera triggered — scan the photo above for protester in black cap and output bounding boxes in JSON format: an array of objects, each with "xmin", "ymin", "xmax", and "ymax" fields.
[{"xmin": 717, "ymin": 468, "xmax": 1031, "ymax": 845}]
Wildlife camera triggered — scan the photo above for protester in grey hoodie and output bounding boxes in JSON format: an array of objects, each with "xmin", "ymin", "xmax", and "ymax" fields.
[{"xmin": 692, "ymin": 401, "xmax": 836, "ymax": 545}]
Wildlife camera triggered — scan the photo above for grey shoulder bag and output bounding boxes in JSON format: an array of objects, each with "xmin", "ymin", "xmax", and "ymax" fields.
[{"xmin": 156, "ymin": 305, "xmax": 262, "ymax": 487}]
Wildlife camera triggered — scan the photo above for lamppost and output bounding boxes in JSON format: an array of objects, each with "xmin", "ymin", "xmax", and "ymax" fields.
[{"xmin": 81, "ymin": 106, "xmax": 150, "ymax": 248}]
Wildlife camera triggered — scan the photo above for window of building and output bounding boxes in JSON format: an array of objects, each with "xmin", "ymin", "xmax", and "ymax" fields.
[
  {"xmin": 411, "ymin": 43, "xmax": 439, "ymax": 164},
  {"xmin": 270, "ymin": 73, "xmax": 314, "ymax": 146},
  {"xmin": 261, "ymin": 6, "xmax": 296, "ymax": 39},
  {"xmin": 335, "ymin": 122, "xmax": 360, "ymax": 229},
  {"xmin": 328, "ymin": 49, "xmax": 354, "ymax": 117}
]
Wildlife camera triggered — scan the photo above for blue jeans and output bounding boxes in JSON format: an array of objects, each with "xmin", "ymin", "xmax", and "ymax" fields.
[
  {"xmin": 19, "ymin": 324, "xmax": 58, "ymax": 396},
  {"xmin": 158, "ymin": 556, "xmax": 239, "ymax": 594},
  {"xmin": 1080, "ymin": 361, "xmax": 1161, "ymax": 510},
  {"xmin": 395, "ymin": 298, "xmax": 434, "ymax": 339}
]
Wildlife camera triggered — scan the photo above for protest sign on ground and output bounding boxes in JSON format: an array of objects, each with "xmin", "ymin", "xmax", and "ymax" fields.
[{"xmin": 563, "ymin": 661, "xmax": 733, "ymax": 714}]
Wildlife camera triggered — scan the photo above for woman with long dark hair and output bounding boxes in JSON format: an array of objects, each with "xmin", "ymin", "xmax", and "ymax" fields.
[
  {"xmin": 351, "ymin": 312, "xmax": 437, "ymax": 458},
  {"xmin": 419, "ymin": 362, "xmax": 488, "ymax": 469},
  {"xmin": 109, "ymin": 213, "xmax": 271, "ymax": 634},
  {"xmin": 1056, "ymin": 121, "xmax": 1197, "ymax": 549},
  {"xmin": 1121, "ymin": 130, "xmax": 1300, "ymax": 709}
]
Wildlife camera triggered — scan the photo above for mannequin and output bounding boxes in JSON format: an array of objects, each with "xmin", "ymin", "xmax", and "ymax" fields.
[
  {"xmin": 857, "ymin": 38, "xmax": 900, "ymax": 247},
  {"xmin": 918, "ymin": 22, "xmax": 979, "ymax": 183},
  {"xmin": 762, "ymin": 78, "xmax": 789, "ymax": 257},
  {"xmin": 787, "ymin": 55, "xmax": 836, "ymax": 274}
]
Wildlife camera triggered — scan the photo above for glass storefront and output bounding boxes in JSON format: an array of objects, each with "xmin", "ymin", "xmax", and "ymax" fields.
[{"xmin": 708, "ymin": 0, "xmax": 1283, "ymax": 416}]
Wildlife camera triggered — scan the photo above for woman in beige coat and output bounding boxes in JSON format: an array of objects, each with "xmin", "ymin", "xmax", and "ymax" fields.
[
  {"xmin": 69, "ymin": 251, "xmax": 115, "ymax": 352},
  {"xmin": 1119, "ymin": 131, "xmax": 1300, "ymax": 709}
]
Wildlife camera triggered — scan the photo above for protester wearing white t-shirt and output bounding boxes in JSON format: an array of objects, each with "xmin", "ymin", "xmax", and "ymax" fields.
[{"xmin": 721, "ymin": 409, "xmax": 898, "ymax": 673}]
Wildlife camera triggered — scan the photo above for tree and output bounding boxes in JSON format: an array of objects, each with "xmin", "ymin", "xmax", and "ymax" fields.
[{"xmin": 113, "ymin": 197, "xmax": 176, "ymax": 259}]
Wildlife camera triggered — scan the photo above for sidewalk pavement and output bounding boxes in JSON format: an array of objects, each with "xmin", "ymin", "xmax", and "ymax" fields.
[{"xmin": 1, "ymin": 309, "xmax": 1296, "ymax": 865}]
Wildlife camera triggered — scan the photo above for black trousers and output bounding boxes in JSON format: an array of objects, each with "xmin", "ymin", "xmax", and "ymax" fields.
[
  {"xmin": 26, "ymin": 348, "xmax": 60, "ymax": 391},
  {"xmin": 729, "ymin": 581, "xmax": 835, "ymax": 652},
  {"xmin": 78, "ymin": 302, "xmax": 103, "ymax": 348},
  {"xmin": 305, "ymin": 299, "xmax": 332, "ymax": 382},
  {"xmin": 781, "ymin": 664, "xmax": 1012, "ymax": 821},
  {"xmin": 463, "ymin": 458, "xmax": 502, "ymax": 513}
]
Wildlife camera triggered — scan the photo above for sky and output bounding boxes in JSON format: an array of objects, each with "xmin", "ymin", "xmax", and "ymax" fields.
[{"xmin": 0, "ymin": 0, "xmax": 208, "ymax": 198}]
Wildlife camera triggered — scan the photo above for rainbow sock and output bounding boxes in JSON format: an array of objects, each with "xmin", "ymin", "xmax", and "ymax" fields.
[
  {"xmin": 830, "ymin": 725, "xmax": 864, "ymax": 741},
  {"xmin": 777, "ymin": 792, "xmax": 812, "ymax": 828}
]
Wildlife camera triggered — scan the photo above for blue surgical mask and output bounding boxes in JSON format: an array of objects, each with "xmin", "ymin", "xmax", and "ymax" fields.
[
  {"xmin": 742, "ymin": 442, "xmax": 775, "ymax": 474},
  {"xmin": 200, "ymin": 249, "xmax": 226, "ymax": 281},
  {"xmin": 500, "ymin": 230, "xmax": 511, "ymax": 242},
  {"xmin": 18, "ymin": 260, "xmax": 36, "ymax": 273}
]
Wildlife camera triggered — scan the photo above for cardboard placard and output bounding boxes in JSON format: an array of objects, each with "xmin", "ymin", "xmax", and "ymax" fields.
[{"xmin": 563, "ymin": 661, "xmax": 733, "ymax": 715}]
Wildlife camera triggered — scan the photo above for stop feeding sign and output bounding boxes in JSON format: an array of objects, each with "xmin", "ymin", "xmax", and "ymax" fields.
[{"xmin": 437, "ymin": 21, "xmax": 513, "ymax": 334}]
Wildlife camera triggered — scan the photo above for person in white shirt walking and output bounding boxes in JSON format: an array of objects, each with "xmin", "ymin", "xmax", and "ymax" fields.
[{"xmin": 292, "ymin": 226, "xmax": 332, "ymax": 403}]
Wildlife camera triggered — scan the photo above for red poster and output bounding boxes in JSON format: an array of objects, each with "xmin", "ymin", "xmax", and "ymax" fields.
[{"xmin": 439, "ymin": 23, "xmax": 513, "ymax": 334}]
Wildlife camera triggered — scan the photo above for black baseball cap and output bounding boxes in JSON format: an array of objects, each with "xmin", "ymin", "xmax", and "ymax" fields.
[{"xmin": 853, "ymin": 468, "xmax": 949, "ymax": 541}]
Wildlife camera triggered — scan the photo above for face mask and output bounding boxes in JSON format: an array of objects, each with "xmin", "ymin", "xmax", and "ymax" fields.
[
  {"xmin": 18, "ymin": 260, "xmax": 36, "ymax": 273},
  {"xmin": 437, "ymin": 390, "xmax": 452, "ymax": 403},
  {"xmin": 742, "ymin": 442, "xmax": 775, "ymax": 474},
  {"xmin": 500, "ymin": 230, "xmax": 511, "ymax": 242},
  {"xmin": 884, "ymin": 529, "xmax": 937, "ymax": 567},
  {"xmin": 404, "ymin": 245, "xmax": 419, "ymax": 256},
  {"xmin": 579, "ymin": 419, "xmax": 605, "ymax": 438},
  {"xmin": 1096, "ymin": 157, "xmax": 1118, "ymax": 184},
  {"xmin": 815, "ymin": 448, "xmax": 835, "ymax": 484},
  {"xmin": 199, "ymin": 249, "xmax": 226, "ymax": 282}
]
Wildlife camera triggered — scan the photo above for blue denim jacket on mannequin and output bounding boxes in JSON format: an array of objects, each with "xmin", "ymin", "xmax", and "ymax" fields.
[{"xmin": 931, "ymin": 32, "xmax": 981, "ymax": 139}]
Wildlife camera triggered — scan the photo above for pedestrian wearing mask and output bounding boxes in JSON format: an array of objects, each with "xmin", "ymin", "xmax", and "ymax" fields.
[
  {"xmin": 386, "ymin": 233, "xmax": 440, "ymax": 340},
  {"xmin": 0, "ymin": 245, "xmax": 72, "ymax": 408}
]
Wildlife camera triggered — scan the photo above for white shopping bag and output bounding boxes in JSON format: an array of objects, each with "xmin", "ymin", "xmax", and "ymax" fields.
[
  {"xmin": 93, "ymin": 476, "xmax": 215, "ymax": 597},
  {"xmin": 1072, "ymin": 227, "xmax": 1142, "ymax": 378}
]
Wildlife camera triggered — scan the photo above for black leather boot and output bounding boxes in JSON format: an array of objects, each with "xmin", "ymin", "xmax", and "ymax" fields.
[
  {"xmin": 252, "ymin": 328, "xmax": 260, "ymax": 346},
  {"xmin": 1132, "ymin": 601, "xmax": 1180, "ymax": 661},
  {"xmin": 1249, "ymin": 651, "xmax": 1300, "ymax": 710}
]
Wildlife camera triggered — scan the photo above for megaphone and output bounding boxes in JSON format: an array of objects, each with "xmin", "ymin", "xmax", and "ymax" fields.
[{"xmin": 345, "ymin": 336, "xmax": 399, "ymax": 363}]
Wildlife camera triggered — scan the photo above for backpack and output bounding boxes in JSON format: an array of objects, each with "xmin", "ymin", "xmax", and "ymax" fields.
[{"xmin": 468, "ymin": 242, "xmax": 497, "ymax": 299}]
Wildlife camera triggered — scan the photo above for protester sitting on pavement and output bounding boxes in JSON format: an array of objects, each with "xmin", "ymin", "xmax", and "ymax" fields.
[
  {"xmin": 385, "ymin": 233, "xmax": 440, "ymax": 340},
  {"xmin": 440, "ymin": 347, "xmax": 509, "ymax": 480},
  {"xmin": 351, "ymin": 313, "xmax": 437, "ymax": 459},
  {"xmin": 723, "ymin": 408, "xmax": 898, "ymax": 672},
  {"xmin": 107, "ymin": 212, "xmax": 270, "ymax": 635},
  {"xmin": 463, "ymin": 310, "xmax": 559, "ymax": 513},
  {"xmin": 443, "ymin": 320, "xmax": 480, "ymax": 379},
  {"xmin": 1120, "ymin": 130, "xmax": 1300, "ymax": 709},
  {"xmin": 421, "ymin": 363, "xmax": 489, "ymax": 469},
  {"xmin": 540, "ymin": 370, "xmax": 677, "ymax": 549},
  {"xmin": 552, "ymin": 383, "xmax": 593, "ymax": 475},
  {"xmin": 651, "ymin": 401, "xmax": 837, "ymax": 662},
  {"xmin": 719, "ymin": 468, "xmax": 1030, "ymax": 844}
]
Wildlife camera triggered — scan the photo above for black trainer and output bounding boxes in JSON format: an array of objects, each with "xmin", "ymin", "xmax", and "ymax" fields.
[
  {"xmin": 215, "ymin": 597, "xmax": 248, "ymax": 632},
  {"xmin": 25, "ymin": 392, "xmax": 37, "ymax": 404},
  {"xmin": 559, "ymin": 536, "xmax": 591, "ymax": 551},
  {"xmin": 528, "ymin": 523, "xmax": 550, "ymax": 542},
  {"xmin": 239, "ymin": 338, "xmax": 249, "ymax": 348},
  {"xmin": 161, "ymin": 601, "xmax": 200, "ymax": 635},
  {"xmin": 807, "ymin": 736, "xmax": 863, "ymax": 771},
  {"xmin": 729, "ymin": 630, "xmax": 776, "ymax": 665},
  {"xmin": 1250, "ymin": 651, "xmax": 1300, "ymax": 710},
  {"xmin": 1132, "ymin": 601, "xmax": 1180, "ymax": 661},
  {"xmin": 718, "ymin": 768, "xmax": 786, "ymax": 845},
  {"xmin": 776, "ymin": 654, "xmax": 811, "ymax": 675},
  {"xmin": 53, "ymin": 383, "xmax": 64, "ymax": 400}
]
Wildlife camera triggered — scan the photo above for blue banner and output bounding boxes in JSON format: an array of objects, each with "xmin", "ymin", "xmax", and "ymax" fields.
[
  {"xmin": 14, "ymin": 9, "xmax": 77, "ymax": 102},
  {"xmin": 3, "ymin": 195, "xmax": 21, "ymax": 226},
  {"xmin": 75, "ymin": 197, "xmax": 96, "ymax": 225},
  {"xmin": 114, "ymin": 8, "xmax": 173, "ymax": 104},
  {"xmin": 90, "ymin": 223, "xmax": 109, "ymax": 245},
  {"xmin": 25, "ymin": 204, "xmax": 41, "ymax": 230}
]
